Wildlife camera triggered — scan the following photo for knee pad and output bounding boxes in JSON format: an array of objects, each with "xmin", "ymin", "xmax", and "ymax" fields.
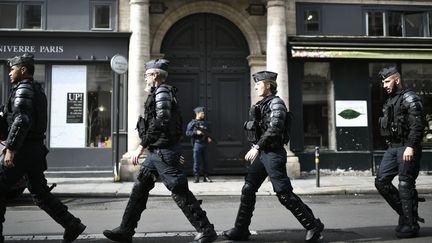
[
  {"xmin": 170, "ymin": 178, "xmax": 189, "ymax": 195},
  {"xmin": 136, "ymin": 167, "xmax": 156, "ymax": 192},
  {"xmin": 399, "ymin": 180, "xmax": 414, "ymax": 199},
  {"xmin": 32, "ymin": 192, "xmax": 67, "ymax": 213},
  {"xmin": 241, "ymin": 183, "xmax": 256, "ymax": 196},
  {"xmin": 276, "ymin": 191, "xmax": 298, "ymax": 209},
  {"xmin": 375, "ymin": 178, "xmax": 393, "ymax": 193}
]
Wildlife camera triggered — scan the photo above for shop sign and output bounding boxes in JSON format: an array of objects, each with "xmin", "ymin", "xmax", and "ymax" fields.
[
  {"xmin": 66, "ymin": 92, "xmax": 84, "ymax": 123},
  {"xmin": 110, "ymin": 54, "xmax": 128, "ymax": 74},
  {"xmin": 0, "ymin": 45, "xmax": 64, "ymax": 54},
  {"xmin": 335, "ymin": 100, "xmax": 368, "ymax": 127}
]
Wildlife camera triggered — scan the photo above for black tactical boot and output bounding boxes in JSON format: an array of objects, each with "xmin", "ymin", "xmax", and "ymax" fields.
[
  {"xmin": 62, "ymin": 218, "xmax": 86, "ymax": 243},
  {"xmin": 396, "ymin": 182, "xmax": 423, "ymax": 238},
  {"xmin": 223, "ymin": 194, "xmax": 256, "ymax": 241},
  {"xmin": 203, "ymin": 175, "xmax": 212, "ymax": 183},
  {"xmin": 172, "ymin": 190, "xmax": 217, "ymax": 243},
  {"xmin": 103, "ymin": 227, "xmax": 134, "ymax": 243},
  {"xmin": 277, "ymin": 193, "xmax": 324, "ymax": 242},
  {"xmin": 305, "ymin": 218, "xmax": 324, "ymax": 242},
  {"xmin": 104, "ymin": 179, "xmax": 153, "ymax": 243},
  {"xmin": 32, "ymin": 192, "xmax": 86, "ymax": 243}
]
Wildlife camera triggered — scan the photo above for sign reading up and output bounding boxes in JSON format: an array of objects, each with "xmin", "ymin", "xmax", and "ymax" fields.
[{"xmin": 66, "ymin": 92, "xmax": 84, "ymax": 123}]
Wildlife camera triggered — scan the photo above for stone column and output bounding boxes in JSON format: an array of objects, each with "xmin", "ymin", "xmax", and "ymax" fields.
[
  {"xmin": 120, "ymin": 0, "xmax": 150, "ymax": 181},
  {"xmin": 247, "ymin": 55, "xmax": 266, "ymax": 105},
  {"xmin": 266, "ymin": 0, "xmax": 300, "ymax": 179}
]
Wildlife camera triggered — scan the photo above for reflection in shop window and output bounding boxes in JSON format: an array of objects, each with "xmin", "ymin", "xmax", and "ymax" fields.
[
  {"xmin": 402, "ymin": 64, "xmax": 432, "ymax": 149},
  {"xmin": 86, "ymin": 64, "xmax": 112, "ymax": 148},
  {"xmin": 304, "ymin": 9, "xmax": 320, "ymax": 32},
  {"xmin": 405, "ymin": 12, "xmax": 425, "ymax": 37},
  {"xmin": 388, "ymin": 12, "xmax": 403, "ymax": 36},
  {"xmin": 33, "ymin": 64, "xmax": 46, "ymax": 91},
  {"xmin": 370, "ymin": 63, "xmax": 396, "ymax": 150},
  {"xmin": 366, "ymin": 11, "xmax": 384, "ymax": 36},
  {"xmin": 302, "ymin": 62, "xmax": 334, "ymax": 151}
]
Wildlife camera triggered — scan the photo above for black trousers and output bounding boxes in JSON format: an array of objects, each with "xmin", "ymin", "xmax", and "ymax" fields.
[
  {"xmin": 142, "ymin": 143, "xmax": 188, "ymax": 193},
  {"xmin": 1, "ymin": 143, "xmax": 66, "ymax": 235},
  {"xmin": 376, "ymin": 146, "xmax": 421, "ymax": 184},
  {"xmin": 245, "ymin": 147, "xmax": 293, "ymax": 193}
]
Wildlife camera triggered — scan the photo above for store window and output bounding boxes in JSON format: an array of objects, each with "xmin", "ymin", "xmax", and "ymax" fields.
[
  {"xmin": 366, "ymin": 11, "xmax": 384, "ymax": 36},
  {"xmin": 302, "ymin": 62, "xmax": 334, "ymax": 150},
  {"xmin": 402, "ymin": 63, "xmax": 432, "ymax": 149},
  {"xmin": 23, "ymin": 4, "xmax": 42, "ymax": 29},
  {"xmin": 0, "ymin": 3, "xmax": 18, "ymax": 29},
  {"xmin": 33, "ymin": 64, "xmax": 46, "ymax": 91},
  {"xmin": 50, "ymin": 64, "xmax": 112, "ymax": 148},
  {"xmin": 91, "ymin": 2, "xmax": 112, "ymax": 30},
  {"xmin": 370, "ymin": 63, "xmax": 396, "ymax": 150},
  {"xmin": 86, "ymin": 64, "xmax": 112, "ymax": 148},
  {"xmin": 303, "ymin": 9, "xmax": 320, "ymax": 32}
]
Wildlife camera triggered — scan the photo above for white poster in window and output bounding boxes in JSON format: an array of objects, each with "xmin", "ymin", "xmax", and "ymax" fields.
[
  {"xmin": 335, "ymin": 100, "xmax": 368, "ymax": 127},
  {"xmin": 50, "ymin": 65, "xmax": 87, "ymax": 148}
]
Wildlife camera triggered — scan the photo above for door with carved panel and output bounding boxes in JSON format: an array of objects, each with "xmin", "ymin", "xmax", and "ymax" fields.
[{"xmin": 161, "ymin": 13, "xmax": 250, "ymax": 174}]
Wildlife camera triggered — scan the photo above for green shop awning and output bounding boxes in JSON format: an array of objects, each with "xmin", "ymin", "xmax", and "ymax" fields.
[
  {"xmin": 289, "ymin": 36, "xmax": 432, "ymax": 60},
  {"xmin": 291, "ymin": 46, "xmax": 432, "ymax": 59}
]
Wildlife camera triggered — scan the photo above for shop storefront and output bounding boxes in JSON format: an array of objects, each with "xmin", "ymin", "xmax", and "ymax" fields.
[
  {"xmin": 0, "ymin": 31, "xmax": 130, "ymax": 171},
  {"xmin": 288, "ymin": 36, "xmax": 432, "ymax": 172}
]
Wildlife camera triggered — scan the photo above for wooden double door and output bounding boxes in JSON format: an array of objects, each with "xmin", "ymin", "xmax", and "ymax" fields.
[{"xmin": 161, "ymin": 13, "xmax": 250, "ymax": 174}]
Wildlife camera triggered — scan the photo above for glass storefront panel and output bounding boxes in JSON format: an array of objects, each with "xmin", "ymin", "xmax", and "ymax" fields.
[
  {"xmin": 402, "ymin": 63, "xmax": 432, "ymax": 149},
  {"xmin": 370, "ymin": 63, "xmax": 396, "ymax": 150},
  {"xmin": 50, "ymin": 64, "xmax": 112, "ymax": 148},
  {"xmin": 86, "ymin": 64, "xmax": 112, "ymax": 148},
  {"xmin": 302, "ymin": 62, "xmax": 333, "ymax": 150}
]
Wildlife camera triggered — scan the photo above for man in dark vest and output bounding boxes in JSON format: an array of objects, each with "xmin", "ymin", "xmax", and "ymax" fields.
[
  {"xmin": 375, "ymin": 66, "xmax": 426, "ymax": 238},
  {"xmin": 103, "ymin": 59, "xmax": 217, "ymax": 243},
  {"xmin": 0, "ymin": 53, "xmax": 86, "ymax": 243},
  {"xmin": 186, "ymin": 106, "xmax": 213, "ymax": 183},
  {"xmin": 223, "ymin": 71, "xmax": 324, "ymax": 242}
]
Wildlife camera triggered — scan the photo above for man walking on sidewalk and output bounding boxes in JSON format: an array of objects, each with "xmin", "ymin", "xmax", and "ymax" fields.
[
  {"xmin": 223, "ymin": 71, "xmax": 324, "ymax": 242},
  {"xmin": 103, "ymin": 59, "xmax": 217, "ymax": 243},
  {"xmin": 375, "ymin": 66, "xmax": 426, "ymax": 238},
  {"xmin": 0, "ymin": 53, "xmax": 86, "ymax": 243}
]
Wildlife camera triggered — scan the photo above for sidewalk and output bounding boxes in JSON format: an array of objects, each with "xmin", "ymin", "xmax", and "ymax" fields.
[{"xmin": 38, "ymin": 172, "xmax": 432, "ymax": 197}]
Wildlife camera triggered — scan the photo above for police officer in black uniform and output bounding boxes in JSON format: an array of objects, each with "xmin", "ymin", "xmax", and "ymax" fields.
[
  {"xmin": 375, "ymin": 66, "xmax": 426, "ymax": 238},
  {"xmin": 103, "ymin": 59, "xmax": 217, "ymax": 243},
  {"xmin": 186, "ymin": 107, "xmax": 213, "ymax": 183},
  {"xmin": 223, "ymin": 71, "xmax": 324, "ymax": 242},
  {"xmin": 0, "ymin": 53, "xmax": 86, "ymax": 243}
]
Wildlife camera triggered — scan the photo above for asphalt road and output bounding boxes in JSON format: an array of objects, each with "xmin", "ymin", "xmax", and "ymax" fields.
[{"xmin": 3, "ymin": 194, "xmax": 432, "ymax": 242}]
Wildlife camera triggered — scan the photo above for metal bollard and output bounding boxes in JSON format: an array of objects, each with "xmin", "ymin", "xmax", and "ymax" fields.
[{"xmin": 315, "ymin": 146, "xmax": 320, "ymax": 187}]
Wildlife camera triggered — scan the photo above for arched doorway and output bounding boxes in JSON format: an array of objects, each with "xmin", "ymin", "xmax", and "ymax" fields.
[{"xmin": 161, "ymin": 13, "xmax": 250, "ymax": 174}]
